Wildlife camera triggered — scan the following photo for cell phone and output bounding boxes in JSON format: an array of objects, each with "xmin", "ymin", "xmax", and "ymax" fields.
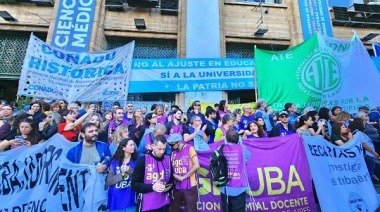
[
  {"xmin": 15, "ymin": 136, "xmax": 25, "ymax": 145},
  {"xmin": 165, "ymin": 183, "xmax": 173, "ymax": 188},
  {"xmin": 93, "ymin": 104, "xmax": 97, "ymax": 109}
]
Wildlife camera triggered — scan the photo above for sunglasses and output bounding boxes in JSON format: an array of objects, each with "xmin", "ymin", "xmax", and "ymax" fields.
[
  {"xmin": 195, "ymin": 104, "xmax": 201, "ymax": 106},
  {"xmin": 48, "ymin": 116, "xmax": 52, "ymax": 118},
  {"xmin": 280, "ymin": 115, "xmax": 289, "ymax": 118},
  {"xmin": 169, "ymin": 142, "xmax": 179, "ymax": 147}
]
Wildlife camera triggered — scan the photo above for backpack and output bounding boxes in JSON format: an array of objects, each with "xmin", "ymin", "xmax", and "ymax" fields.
[{"xmin": 210, "ymin": 144, "xmax": 228, "ymax": 187}]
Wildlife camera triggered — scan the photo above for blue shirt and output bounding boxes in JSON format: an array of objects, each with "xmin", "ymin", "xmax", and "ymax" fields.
[{"xmin": 240, "ymin": 114, "xmax": 256, "ymax": 130}]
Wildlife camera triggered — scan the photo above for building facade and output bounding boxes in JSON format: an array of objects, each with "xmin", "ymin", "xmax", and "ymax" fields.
[{"xmin": 0, "ymin": 0, "xmax": 379, "ymax": 108}]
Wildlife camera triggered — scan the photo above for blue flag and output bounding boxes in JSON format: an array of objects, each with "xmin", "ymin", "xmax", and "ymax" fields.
[{"xmin": 374, "ymin": 42, "xmax": 380, "ymax": 57}]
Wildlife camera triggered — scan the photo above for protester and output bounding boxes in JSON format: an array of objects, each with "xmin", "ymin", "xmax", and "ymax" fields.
[
  {"xmin": 220, "ymin": 129, "xmax": 251, "ymax": 212},
  {"xmin": 128, "ymin": 109, "xmax": 145, "ymax": 147},
  {"xmin": 58, "ymin": 106, "xmax": 95, "ymax": 142},
  {"xmin": 28, "ymin": 101, "xmax": 47, "ymax": 124},
  {"xmin": 368, "ymin": 106, "xmax": 380, "ymax": 130},
  {"xmin": 0, "ymin": 115, "xmax": 11, "ymax": 140},
  {"xmin": 165, "ymin": 109, "xmax": 189, "ymax": 136},
  {"xmin": 331, "ymin": 106, "xmax": 342, "ymax": 122},
  {"xmin": 294, "ymin": 114, "xmax": 324, "ymax": 137},
  {"xmin": 187, "ymin": 100, "xmax": 206, "ymax": 125},
  {"xmin": 58, "ymin": 99, "xmax": 68, "ymax": 111},
  {"xmin": 107, "ymin": 138, "xmax": 138, "ymax": 212},
  {"xmin": 124, "ymin": 103, "xmax": 134, "ymax": 122},
  {"xmin": 243, "ymin": 121, "xmax": 266, "ymax": 138},
  {"xmin": 335, "ymin": 111, "xmax": 351, "ymax": 127},
  {"xmin": 102, "ymin": 111, "xmax": 114, "ymax": 130},
  {"xmin": 163, "ymin": 104, "xmax": 169, "ymax": 115},
  {"xmin": 330, "ymin": 122, "xmax": 353, "ymax": 146},
  {"xmin": 240, "ymin": 105, "xmax": 255, "ymax": 131},
  {"xmin": 232, "ymin": 112, "xmax": 244, "ymax": 135},
  {"xmin": 131, "ymin": 135, "xmax": 174, "ymax": 212},
  {"xmin": 263, "ymin": 106, "xmax": 276, "ymax": 132},
  {"xmin": 204, "ymin": 108, "xmax": 218, "ymax": 144},
  {"xmin": 254, "ymin": 99, "xmax": 266, "ymax": 118},
  {"xmin": 141, "ymin": 107, "xmax": 148, "ymax": 118},
  {"xmin": 167, "ymin": 133, "xmax": 200, "ymax": 212},
  {"xmin": 349, "ymin": 118, "xmax": 380, "ymax": 182},
  {"xmin": 214, "ymin": 114, "xmax": 235, "ymax": 142},
  {"xmin": 138, "ymin": 124, "xmax": 171, "ymax": 157},
  {"xmin": 166, "ymin": 105, "xmax": 179, "ymax": 122},
  {"xmin": 38, "ymin": 112, "xmax": 60, "ymax": 140},
  {"xmin": 66, "ymin": 123, "xmax": 112, "ymax": 173},
  {"xmin": 9, "ymin": 101, "xmax": 19, "ymax": 116},
  {"xmin": 50, "ymin": 102, "xmax": 60, "ymax": 113},
  {"xmin": 1, "ymin": 104, "xmax": 14, "ymax": 123},
  {"xmin": 107, "ymin": 108, "xmax": 130, "ymax": 145},
  {"xmin": 269, "ymin": 111, "xmax": 295, "ymax": 137},
  {"xmin": 355, "ymin": 112, "xmax": 379, "ymax": 143},
  {"xmin": 284, "ymin": 102, "xmax": 298, "ymax": 127},
  {"xmin": 1, "ymin": 118, "xmax": 44, "ymax": 151},
  {"xmin": 109, "ymin": 126, "xmax": 129, "ymax": 155},
  {"xmin": 216, "ymin": 100, "xmax": 231, "ymax": 122},
  {"xmin": 184, "ymin": 115, "xmax": 209, "ymax": 151},
  {"xmin": 143, "ymin": 113, "xmax": 157, "ymax": 136},
  {"xmin": 85, "ymin": 113, "xmax": 108, "ymax": 143},
  {"xmin": 255, "ymin": 117, "xmax": 268, "ymax": 137},
  {"xmin": 154, "ymin": 105, "xmax": 166, "ymax": 124},
  {"xmin": 318, "ymin": 107, "xmax": 332, "ymax": 141}
]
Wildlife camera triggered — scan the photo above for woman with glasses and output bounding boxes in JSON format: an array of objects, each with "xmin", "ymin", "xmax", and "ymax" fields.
[
  {"xmin": 110, "ymin": 126, "xmax": 130, "ymax": 155},
  {"xmin": 58, "ymin": 100, "xmax": 68, "ymax": 111},
  {"xmin": 38, "ymin": 112, "xmax": 61, "ymax": 140},
  {"xmin": 107, "ymin": 138, "xmax": 138, "ymax": 212},
  {"xmin": 143, "ymin": 113, "xmax": 157, "ymax": 137},
  {"xmin": 58, "ymin": 106, "xmax": 95, "ymax": 142}
]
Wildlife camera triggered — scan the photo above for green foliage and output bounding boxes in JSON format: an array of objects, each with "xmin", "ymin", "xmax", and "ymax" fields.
[{"xmin": 16, "ymin": 96, "xmax": 33, "ymax": 110}]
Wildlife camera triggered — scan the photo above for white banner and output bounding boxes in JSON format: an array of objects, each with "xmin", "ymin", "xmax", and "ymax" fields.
[
  {"xmin": 17, "ymin": 33, "xmax": 134, "ymax": 102},
  {"xmin": 303, "ymin": 133, "xmax": 380, "ymax": 212},
  {"xmin": 0, "ymin": 134, "xmax": 107, "ymax": 212}
]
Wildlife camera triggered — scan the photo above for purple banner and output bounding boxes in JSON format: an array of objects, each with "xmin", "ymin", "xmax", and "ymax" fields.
[{"xmin": 195, "ymin": 134, "xmax": 317, "ymax": 212}]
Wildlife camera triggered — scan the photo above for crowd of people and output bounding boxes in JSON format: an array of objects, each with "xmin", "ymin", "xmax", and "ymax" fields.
[{"xmin": 0, "ymin": 97, "xmax": 379, "ymax": 212}]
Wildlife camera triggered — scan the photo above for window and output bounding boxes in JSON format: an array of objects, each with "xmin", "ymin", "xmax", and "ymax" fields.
[{"xmin": 0, "ymin": 36, "xmax": 29, "ymax": 79}]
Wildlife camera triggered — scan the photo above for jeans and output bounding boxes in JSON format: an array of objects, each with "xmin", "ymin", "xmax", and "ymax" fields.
[{"xmin": 170, "ymin": 186, "xmax": 198, "ymax": 212}]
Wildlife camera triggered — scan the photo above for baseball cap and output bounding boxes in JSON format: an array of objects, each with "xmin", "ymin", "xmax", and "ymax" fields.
[
  {"xmin": 167, "ymin": 133, "xmax": 182, "ymax": 143},
  {"xmin": 279, "ymin": 111, "xmax": 288, "ymax": 116},
  {"xmin": 358, "ymin": 106, "xmax": 369, "ymax": 111}
]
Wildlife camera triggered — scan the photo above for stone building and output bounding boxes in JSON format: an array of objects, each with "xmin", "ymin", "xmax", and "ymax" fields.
[{"xmin": 0, "ymin": 0, "xmax": 379, "ymax": 107}]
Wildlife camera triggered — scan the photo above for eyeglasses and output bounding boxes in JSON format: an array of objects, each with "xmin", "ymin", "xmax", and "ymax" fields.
[
  {"xmin": 48, "ymin": 116, "xmax": 52, "ymax": 118},
  {"xmin": 169, "ymin": 142, "xmax": 179, "ymax": 147},
  {"xmin": 195, "ymin": 104, "xmax": 201, "ymax": 106},
  {"xmin": 280, "ymin": 115, "xmax": 289, "ymax": 118},
  {"xmin": 194, "ymin": 119, "xmax": 202, "ymax": 122},
  {"xmin": 127, "ymin": 105, "xmax": 133, "ymax": 107}
]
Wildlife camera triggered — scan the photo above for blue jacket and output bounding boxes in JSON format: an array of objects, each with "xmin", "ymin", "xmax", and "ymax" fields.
[{"xmin": 66, "ymin": 141, "xmax": 112, "ymax": 168}]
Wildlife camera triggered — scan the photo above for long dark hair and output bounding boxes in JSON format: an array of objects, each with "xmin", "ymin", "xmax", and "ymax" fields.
[
  {"xmin": 111, "ymin": 138, "xmax": 138, "ymax": 166},
  {"xmin": 294, "ymin": 114, "xmax": 313, "ymax": 130},
  {"xmin": 18, "ymin": 118, "xmax": 40, "ymax": 145},
  {"xmin": 332, "ymin": 122, "xmax": 344, "ymax": 137},
  {"xmin": 29, "ymin": 101, "xmax": 43, "ymax": 113},
  {"xmin": 219, "ymin": 100, "xmax": 227, "ymax": 112},
  {"xmin": 247, "ymin": 121, "xmax": 264, "ymax": 138},
  {"xmin": 255, "ymin": 117, "xmax": 267, "ymax": 131},
  {"xmin": 144, "ymin": 113, "xmax": 154, "ymax": 128},
  {"xmin": 318, "ymin": 107, "xmax": 330, "ymax": 121},
  {"xmin": 349, "ymin": 118, "xmax": 365, "ymax": 132}
]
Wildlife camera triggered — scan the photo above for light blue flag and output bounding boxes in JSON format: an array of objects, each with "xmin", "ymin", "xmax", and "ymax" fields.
[{"xmin": 303, "ymin": 133, "xmax": 380, "ymax": 212}]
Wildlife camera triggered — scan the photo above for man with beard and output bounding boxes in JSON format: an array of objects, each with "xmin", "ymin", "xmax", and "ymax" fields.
[
  {"xmin": 123, "ymin": 102, "xmax": 134, "ymax": 122},
  {"xmin": 106, "ymin": 107, "xmax": 130, "ymax": 145},
  {"xmin": 66, "ymin": 123, "xmax": 112, "ymax": 173},
  {"xmin": 165, "ymin": 109, "xmax": 189, "ymax": 136},
  {"xmin": 132, "ymin": 135, "xmax": 174, "ymax": 212}
]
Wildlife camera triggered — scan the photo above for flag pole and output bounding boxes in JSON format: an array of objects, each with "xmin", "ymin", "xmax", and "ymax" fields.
[
  {"xmin": 373, "ymin": 42, "xmax": 378, "ymax": 57},
  {"xmin": 254, "ymin": 45, "xmax": 258, "ymax": 102}
]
